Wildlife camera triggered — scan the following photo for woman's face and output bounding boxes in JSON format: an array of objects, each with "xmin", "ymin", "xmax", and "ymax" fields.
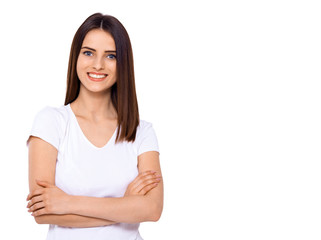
[{"xmin": 77, "ymin": 29, "xmax": 117, "ymax": 94}]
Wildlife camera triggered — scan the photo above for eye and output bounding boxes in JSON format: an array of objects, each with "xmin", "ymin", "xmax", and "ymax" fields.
[
  {"xmin": 107, "ymin": 54, "xmax": 116, "ymax": 59},
  {"xmin": 83, "ymin": 51, "xmax": 93, "ymax": 56}
]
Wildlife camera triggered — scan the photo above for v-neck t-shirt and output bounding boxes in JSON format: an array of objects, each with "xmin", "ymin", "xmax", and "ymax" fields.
[{"xmin": 27, "ymin": 104, "xmax": 160, "ymax": 240}]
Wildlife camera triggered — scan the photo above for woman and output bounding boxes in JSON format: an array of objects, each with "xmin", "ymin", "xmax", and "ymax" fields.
[{"xmin": 26, "ymin": 13, "xmax": 163, "ymax": 240}]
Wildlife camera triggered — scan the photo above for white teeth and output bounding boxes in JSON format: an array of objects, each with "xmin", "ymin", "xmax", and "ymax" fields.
[{"xmin": 88, "ymin": 73, "xmax": 107, "ymax": 79}]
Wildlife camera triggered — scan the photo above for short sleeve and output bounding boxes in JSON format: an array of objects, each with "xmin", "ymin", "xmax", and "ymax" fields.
[
  {"xmin": 136, "ymin": 121, "xmax": 160, "ymax": 156},
  {"xmin": 26, "ymin": 106, "xmax": 62, "ymax": 150}
]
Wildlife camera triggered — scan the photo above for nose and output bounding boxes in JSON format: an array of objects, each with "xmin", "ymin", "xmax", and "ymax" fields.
[{"xmin": 93, "ymin": 57, "xmax": 104, "ymax": 71}]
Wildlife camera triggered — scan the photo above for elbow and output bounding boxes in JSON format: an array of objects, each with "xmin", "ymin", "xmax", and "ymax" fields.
[
  {"xmin": 148, "ymin": 203, "xmax": 163, "ymax": 222},
  {"xmin": 150, "ymin": 212, "xmax": 161, "ymax": 222},
  {"xmin": 34, "ymin": 216, "xmax": 46, "ymax": 225}
]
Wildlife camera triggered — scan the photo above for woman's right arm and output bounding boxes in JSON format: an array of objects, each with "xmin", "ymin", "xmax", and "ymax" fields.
[
  {"xmin": 27, "ymin": 136, "xmax": 159, "ymax": 227},
  {"xmin": 27, "ymin": 136, "xmax": 115, "ymax": 228},
  {"xmin": 33, "ymin": 214, "xmax": 115, "ymax": 228}
]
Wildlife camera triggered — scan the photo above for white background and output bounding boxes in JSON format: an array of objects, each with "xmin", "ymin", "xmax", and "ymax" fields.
[{"xmin": 0, "ymin": 0, "xmax": 320, "ymax": 239}]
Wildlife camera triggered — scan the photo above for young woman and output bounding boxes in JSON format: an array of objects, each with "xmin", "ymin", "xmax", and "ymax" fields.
[{"xmin": 26, "ymin": 13, "xmax": 163, "ymax": 240}]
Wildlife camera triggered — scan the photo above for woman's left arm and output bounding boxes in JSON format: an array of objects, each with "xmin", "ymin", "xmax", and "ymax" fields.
[{"xmin": 28, "ymin": 151, "xmax": 163, "ymax": 224}]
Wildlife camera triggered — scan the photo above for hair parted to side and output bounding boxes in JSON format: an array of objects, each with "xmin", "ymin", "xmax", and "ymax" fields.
[{"xmin": 64, "ymin": 13, "xmax": 139, "ymax": 143}]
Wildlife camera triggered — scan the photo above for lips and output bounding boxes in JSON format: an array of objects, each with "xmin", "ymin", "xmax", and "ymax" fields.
[{"xmin": 87, "ymin": 72, "xmax": 108, "ymax": 82}]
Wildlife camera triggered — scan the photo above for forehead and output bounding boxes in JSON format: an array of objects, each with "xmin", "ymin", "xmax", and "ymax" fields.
[{"xmin": 82, "ymin": 29, "xmax": 116, "ymax": 50}]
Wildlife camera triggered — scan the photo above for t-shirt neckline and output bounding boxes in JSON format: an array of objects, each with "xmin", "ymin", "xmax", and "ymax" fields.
[{"xmin": 66, "ymin": 103, "xmax": 117, "ymax": 150}]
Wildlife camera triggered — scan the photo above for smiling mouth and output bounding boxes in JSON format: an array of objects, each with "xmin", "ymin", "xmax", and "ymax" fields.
[{"xmin": 87, "ymin": 72, "xmax": 108, "ymax": 81}]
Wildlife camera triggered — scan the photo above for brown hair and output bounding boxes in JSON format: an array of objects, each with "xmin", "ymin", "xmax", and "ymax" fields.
[{"xmin": 64, "ymin": 13, "xmax": 139, "ymax": 142}]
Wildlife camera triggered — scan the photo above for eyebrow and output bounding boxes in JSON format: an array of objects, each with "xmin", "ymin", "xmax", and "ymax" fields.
[{"xmin": 81, "ymin": 46, "xmax": 116, "ymax": 53}]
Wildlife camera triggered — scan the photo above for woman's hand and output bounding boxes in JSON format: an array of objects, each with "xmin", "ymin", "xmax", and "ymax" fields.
[
  {"xmin": 124, "ymin": 170, "xmax": 162, "ymax": 197},
  {"xmin": 26, "ymin": 171, "xmax": 161, "ymax": 216},
  {"xmin": 26, "ymin": 180, "xmax": 71, "ymax": 217}
]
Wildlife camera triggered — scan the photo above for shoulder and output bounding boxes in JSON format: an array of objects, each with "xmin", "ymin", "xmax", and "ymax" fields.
[
  {"xmin": 136, "ymin": 120, "xmax": 155, "ymax": 137},
  {"xmin": 35, "ymin": 105, "xmax": 69, "ymax": 124},
  {"xmin": 31, "ymin": 105, "xmax": 70, "ymax": 136},
  {"xmin": 135, "ymin": 119, "xmax": 159, "ymax": 154},
  {"xmin": 137, "ymin": 119, "xmax": 153, "ymax": 130},
  {"xmin": 28, "ymin": 105, "xmax": 70, "ymax": 148},
  {"xmin": 36, "ymin": 104, "xmax": 68, "ymax": 118}
]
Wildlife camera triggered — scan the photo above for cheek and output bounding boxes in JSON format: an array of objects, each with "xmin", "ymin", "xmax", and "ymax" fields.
[
  {"xmin": 76, "ymin": 57, "xmax": 88, "ymax": 76},
  {"xmin": 109, "ymin": 62, "xmax": 117, "ymax": 74}
]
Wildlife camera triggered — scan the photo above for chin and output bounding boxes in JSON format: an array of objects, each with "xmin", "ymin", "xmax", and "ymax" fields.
[{"xmin": 86, "ymin": 85, "xmax": 113, "ymax": 94}]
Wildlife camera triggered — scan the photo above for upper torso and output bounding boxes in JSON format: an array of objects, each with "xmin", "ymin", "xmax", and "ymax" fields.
[
  {"xmin": 28, "ymin": 104, "xmax": 159, "ymax": 240},
  {"xmin": 69, "ymin": 102, "xmax": 118, "ymax": 148}
]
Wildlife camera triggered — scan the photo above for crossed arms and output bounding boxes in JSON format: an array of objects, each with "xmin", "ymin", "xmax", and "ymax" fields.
[{"xmin": 26, "ymin": 136, "xmax": 163, "ymax": 227}]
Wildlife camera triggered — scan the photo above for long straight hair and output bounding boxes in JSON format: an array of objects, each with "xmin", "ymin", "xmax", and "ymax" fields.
[{"xmin": 64, "ymin": 13, "xmax": 139, "ymax": 142}]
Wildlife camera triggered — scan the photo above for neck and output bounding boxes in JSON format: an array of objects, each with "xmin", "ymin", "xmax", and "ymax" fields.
[{"xmin": 70, "ymin": 86, "xmax": 117, "ymax": 121}]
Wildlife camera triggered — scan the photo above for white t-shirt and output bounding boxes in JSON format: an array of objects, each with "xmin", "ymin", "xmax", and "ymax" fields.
[{"xmin": 27, "ymin": 104, "xmax": 160, "ymax": 240}]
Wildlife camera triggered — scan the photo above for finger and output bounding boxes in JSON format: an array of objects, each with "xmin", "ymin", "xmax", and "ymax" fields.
[
  {"xmin": 125, "ymin": 171, "xmax": 158, "ymax": 196},
  {"xmin": 133, "ymin": 176, "xmax": 162, "ymax": 193},
  {"xmin": 27, "ymin": 195, "xmax": 43, "ymax": 208},
  {"xmin": 36, "ymin": 180, "xmax": 52, "ymax": 188},
  {"xmin": 31, "ymin": 207, "xmax": 47, "ymax": 217},
  {"xmin": 28, "ymin": 202, "xmax": 45, "ymax": 213},
  {"xmin": 133, "ymin": 172, "xmax": 161, "ymax": 188},
  {"xmin": 27, "ymin": 188, "xmax": 45, "ymax": 201},
  {"xmin": 139, "ymin": 182, "xmax": 159, "ymax": 195},
  {"xmin": 129, "ymin": 171, "xmax": 156, "ymax": 188},
  {"xmin": 135, "ymin": 171, "xmax": 156, "ymax": 181},
  {"xmin": 140, "ymin": 170, "xmax": 157, "ymax": 175}
]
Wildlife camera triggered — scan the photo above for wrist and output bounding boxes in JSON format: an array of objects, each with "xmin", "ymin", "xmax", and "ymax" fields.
[{"xmin": 66, "ymin": 195, "xmax": 77, "ymax": 214}]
